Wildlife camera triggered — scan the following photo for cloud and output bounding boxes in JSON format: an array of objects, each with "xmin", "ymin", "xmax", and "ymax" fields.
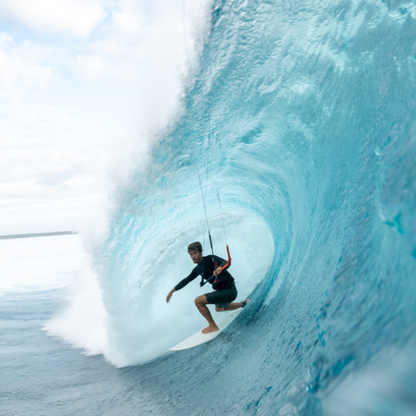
[
  {"xmin": 0, "ymin": 0, "xmax": 213, "ymax": 235},
  {"xmin": 0, "ymin": 34, "xmax": 52, "ymax": 97},
  {"xmin": 0, "ymin": 102, "xmax": 107, "ymax": 192},
  {"xmin": 71, "ymin": 54, "xmax": 107, "ymax": 80},
  {"xmin": 0, "ymin": 0, "xmax": 108, "ymax": 39},
  {"xmin": 112, "ymin": 0, "xmax": 146, "ymax": 35}
]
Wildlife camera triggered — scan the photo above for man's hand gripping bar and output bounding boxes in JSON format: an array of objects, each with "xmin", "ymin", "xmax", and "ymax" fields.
[{"xmin": 200, "ymin": 245, "xmax": 232, "ymax": 287}]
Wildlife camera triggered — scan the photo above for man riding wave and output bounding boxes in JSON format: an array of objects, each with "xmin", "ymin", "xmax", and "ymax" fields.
[{"xmin": 166, "ymin": 242, "xmax": 249, "ymax": 334}]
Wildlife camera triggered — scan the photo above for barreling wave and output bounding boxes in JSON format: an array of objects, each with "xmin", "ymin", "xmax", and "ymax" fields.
[{"xmin": 59, "ymin": 0, "xmax": 416, "ymax": 414}]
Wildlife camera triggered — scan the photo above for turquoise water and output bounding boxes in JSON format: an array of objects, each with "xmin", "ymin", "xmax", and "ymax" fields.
[
  {"xmin": 97, "ymin": 0, "xmax": 416, "ymax": 412},
  {"xmin": 2, "ymin": 1, "xmax": 416, "ymax": 415}
]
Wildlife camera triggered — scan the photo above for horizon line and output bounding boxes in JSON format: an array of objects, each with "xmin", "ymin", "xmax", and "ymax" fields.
[{"xmin": 0, "ymin": 231, "xmax": 79, "ymax": 240}]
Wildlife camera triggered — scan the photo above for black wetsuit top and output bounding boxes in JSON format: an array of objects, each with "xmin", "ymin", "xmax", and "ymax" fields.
[{"xmin": 174, "ymin": 255, "xmax": 235, "ymax": 291}]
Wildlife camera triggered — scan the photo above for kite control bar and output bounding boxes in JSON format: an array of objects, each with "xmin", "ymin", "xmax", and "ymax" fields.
[{"xmin": 220, "ymin": 245, "xmax": 232, "ymax": 271}]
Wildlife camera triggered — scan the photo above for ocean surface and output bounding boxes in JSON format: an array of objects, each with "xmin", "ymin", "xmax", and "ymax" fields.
[{"xmin": 2, "ymin": 0, "xmax": 416, "ymax": 414}]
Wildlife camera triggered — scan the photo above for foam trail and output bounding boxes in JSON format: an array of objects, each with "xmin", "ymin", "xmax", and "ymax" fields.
[{"xmin": 44, "ymin": 263, "xmax": 109, "ymax": 357}]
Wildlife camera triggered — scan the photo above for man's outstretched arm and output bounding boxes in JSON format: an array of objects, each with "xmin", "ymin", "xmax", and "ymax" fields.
[
  {"xmin": 166, "ymin": 288, "xmax": 176, "ymax": 303},
  {"xmin": 166, "ymin": 268, "xmax": 198, "ymax": 303}
]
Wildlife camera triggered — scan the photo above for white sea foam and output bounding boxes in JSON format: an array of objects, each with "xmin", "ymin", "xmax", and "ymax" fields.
[
  {"xmin": 43, "ymin": 262, "xmax": 109, "ymax": 357},
  {"xmin": 104, "ymin": 0, "xmax": 214, "ymax": 196}
]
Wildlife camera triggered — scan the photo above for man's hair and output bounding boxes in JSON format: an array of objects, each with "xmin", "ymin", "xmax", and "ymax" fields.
[{"xmin": 188, "ymin": 241, "xmax": 203, "ymax": 253}]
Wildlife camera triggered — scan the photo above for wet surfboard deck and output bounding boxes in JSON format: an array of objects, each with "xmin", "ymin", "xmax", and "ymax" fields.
[{"xmin": 169, "ymin": 308, "xmax": 243, "ymax": 351}]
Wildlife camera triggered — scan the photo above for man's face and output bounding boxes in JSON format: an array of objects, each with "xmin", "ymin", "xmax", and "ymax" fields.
[{"xmin": 189, "ymin": 250, "xmax": 203, "ymax": 264}]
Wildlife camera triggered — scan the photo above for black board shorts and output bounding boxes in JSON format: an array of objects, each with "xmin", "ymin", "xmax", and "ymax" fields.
[{"xmin": 205, "ymin": 287, "xmax": 237, "ymax": 309}]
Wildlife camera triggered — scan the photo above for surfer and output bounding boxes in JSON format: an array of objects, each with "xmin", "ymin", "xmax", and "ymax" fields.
[{"xmin": 166, "ymin": 242, "xmax": 249, "ymax": 334}]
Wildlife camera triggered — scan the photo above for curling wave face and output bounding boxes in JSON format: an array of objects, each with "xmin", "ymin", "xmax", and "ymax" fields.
[{"xmin": 60, "ymin": 0, "xmax": 416, "ymax": 413}]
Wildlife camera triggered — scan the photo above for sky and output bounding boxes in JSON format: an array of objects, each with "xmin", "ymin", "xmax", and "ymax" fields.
[{"xmin": 0, "ymin": 0, "xmax": 210, "ymax": 235}]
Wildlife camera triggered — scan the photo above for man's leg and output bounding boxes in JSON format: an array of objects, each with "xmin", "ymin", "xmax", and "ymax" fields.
[{"xmin": 195, "ymin": 295, "xmax": 219, "ymax": 334}]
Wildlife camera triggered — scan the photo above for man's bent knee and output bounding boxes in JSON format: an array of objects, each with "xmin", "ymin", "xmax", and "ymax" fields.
[{"xmin": 195, "ymin": 295, "xmax": 208, "ymax": 307}]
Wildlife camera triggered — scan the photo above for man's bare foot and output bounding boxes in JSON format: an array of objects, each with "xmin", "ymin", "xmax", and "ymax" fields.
[
  {"xmin": 241, "ymin": 298, "xmax": 250, "ymax": 308},
  {"xmin": 202, "ymin": 325, "xmax": 219, "ymax": 334}
]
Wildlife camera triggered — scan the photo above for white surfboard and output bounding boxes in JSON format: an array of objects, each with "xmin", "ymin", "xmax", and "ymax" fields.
[{"xmin": 169, "ymin": 308, "xmax": 243, "ymax": 351}]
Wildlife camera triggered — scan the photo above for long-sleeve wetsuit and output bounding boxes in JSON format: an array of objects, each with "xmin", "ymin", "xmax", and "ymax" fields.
[{"xmin": 174, "ymin": 255, "xmax": 235, "ymax": 291}]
